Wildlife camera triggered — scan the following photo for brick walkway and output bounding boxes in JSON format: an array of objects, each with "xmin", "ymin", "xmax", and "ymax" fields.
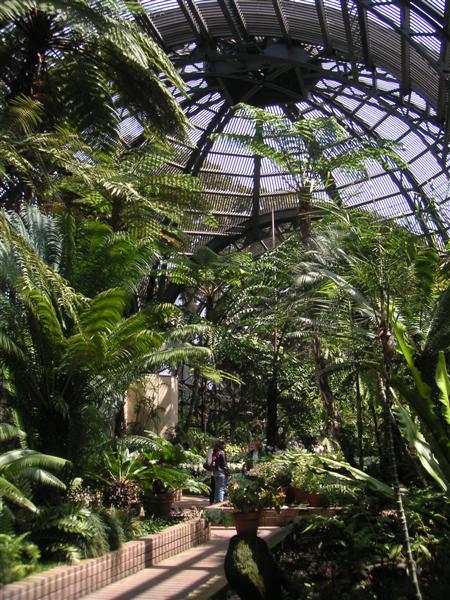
[{"xmin": 80, "ymin": 523, "xmax": 280, "ymax": 600}]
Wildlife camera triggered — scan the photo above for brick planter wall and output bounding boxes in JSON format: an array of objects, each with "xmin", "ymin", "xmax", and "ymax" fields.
[
  {"xmin": 0, "ymin": 518, "xmax": 209, "ymax": 600},
  {"xmin": 206, "ymin": 503, "xmax": 341, "ymax": 527}
]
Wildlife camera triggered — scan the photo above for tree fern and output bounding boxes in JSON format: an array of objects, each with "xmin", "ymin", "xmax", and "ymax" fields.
[{"xmin": 0, "ymin": 0, "xmax": 188, "ymax": 145}]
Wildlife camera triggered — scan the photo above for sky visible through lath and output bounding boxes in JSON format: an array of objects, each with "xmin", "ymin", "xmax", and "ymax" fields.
[{"xmin": 121, "ymin": 0, "xmax": 450, "ymax": 250}]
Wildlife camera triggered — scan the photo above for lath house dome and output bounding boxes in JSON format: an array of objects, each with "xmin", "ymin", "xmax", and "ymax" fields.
[{"xmin": 122, "ymin": 1, "xmax": 450, "ymax": 251}]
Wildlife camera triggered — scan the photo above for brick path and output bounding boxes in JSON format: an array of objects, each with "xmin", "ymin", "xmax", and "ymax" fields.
[
  {"xmin": 80, "ymin": 495, "xmax": 289, "ymax": 600},
  {"xmin": 80, "ymin": 525, "xmax": 279, "ymax": 600}
]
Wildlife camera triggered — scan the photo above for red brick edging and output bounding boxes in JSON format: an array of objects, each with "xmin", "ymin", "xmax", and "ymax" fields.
[
  {"xmin": 207, "ymin": 503, "xmax": 341, "ymax": 527},
  {"xmin": 0, "ymin": 518, "xmax": 210, "ymax": 600}
]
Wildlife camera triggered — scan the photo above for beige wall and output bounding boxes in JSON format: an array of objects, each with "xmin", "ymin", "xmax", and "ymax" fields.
[{"xmin": 126, "ymin": 375, "xmax": 178, "ymax": 437}]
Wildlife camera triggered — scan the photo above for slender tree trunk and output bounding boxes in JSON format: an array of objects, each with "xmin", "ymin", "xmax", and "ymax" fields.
[
  {"xmin": 368, "ymin": 393, "xmax": 383, "ymax": 464},
  {"xmin": 378, "ymin": 295, "xmax": 422, "ymax": 600},
  {"xmin": 300, "ymin": 192, "xmax": 343, "ymax": 452},
  {"xmin": 200, "ymin": 377, "xmax": 207, "ymax": 433},
  {"xmin": 298, "ymin": 193, "xmax": 312, "ymax": 243},
  {"xmin": 378, "ymin": 374, "xmax": 422, "ymax": 600},
  {"xmin": 114, "ymin": 401, "xmax": 126, "ymax": 437},
  {"xmin": 355, "ymin": 373, "xmax": 364, "ymax": 469},
  {"xmin": 184, "ymin": 367, "xmax": 200, "ymax": 432},
  {"xmin": 266, "ymin": 367, "xmax": 278, "ymax": 448},
  {"xmin": 312, "ymin": 335, "xmax": 341, "ymax": 443},
  {"xmin": 111, "ymin": 196, "xmax": 124, "ymax": 231}
]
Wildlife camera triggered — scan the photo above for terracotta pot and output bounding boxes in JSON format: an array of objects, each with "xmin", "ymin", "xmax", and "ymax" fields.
[
  {"xmin": 305, "ymin": 492, "xmax": 323, "ymax": 507},
  {"xmin": 285, "ymin": 485, "xmax": 307, "ymax": 505},
  {"xmin": 233, "ymin": 511, "xmax": 261, "ymax": 536},
  {"xmin": 143, "ymin": 490, "xmax": 175, "ymax": 518}
]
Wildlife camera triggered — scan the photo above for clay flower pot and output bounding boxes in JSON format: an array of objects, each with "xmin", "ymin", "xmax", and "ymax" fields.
[
  {"xmin": 143, "ymin": 490, "xmax": 176, "ymax": 517},
  {"xmin": 233, "ymin": 511, "xmax": 261, "ymax": 536},
  {"xmin": 285, "ymin": 485, "xmax": 307, "ymax": 505},
  {"xmin": 305, "ymin": 492, "xmax": 323, "ymax": 507}
]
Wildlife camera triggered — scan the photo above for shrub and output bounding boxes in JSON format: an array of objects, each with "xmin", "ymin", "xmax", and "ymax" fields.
[
  {"xmin": 0, "ymin": 533, "xmax": 40, "ymax": 584},
  {"xmin": 252, "ymin": 460, "xmax": 292, "ymax": 488},
  {"xmin": 227, "ymin": 474, "xmax": 267, "ymax": 513}
]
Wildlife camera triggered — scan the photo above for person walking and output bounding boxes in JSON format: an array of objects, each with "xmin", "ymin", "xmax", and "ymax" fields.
[
  {"xmin": 212, "ymin": 440, "xmax": 228, "ymax": 504},
  {"xmin": 205, "ymin": 443, "xmax": 215, "ymax": 504}
]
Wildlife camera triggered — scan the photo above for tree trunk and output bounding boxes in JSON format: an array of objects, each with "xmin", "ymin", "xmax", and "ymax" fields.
[
  {"xmin": 114, "ymin": 401, "xmax": 126, "ymax": 437},
  {"xmin": 266, "ymin": 368, "xmax": 278, "ymax": 448},
  {"xmin": 111, "ymin": 196, "xmax": 124, "ymax": 231},
  {"xmin": 312, "ymin": 335, "xmax": 341, "ymax": 443},
  {"xmin": 378, "ymin": 295, "xmax": 422, "ymax": 600},
  {"xmin": 378, "ymin": 374, "xmax": 423, "ymax": 600},
  {"xmin": 298, "ymin": 194, "xmax": 312, "ymax": 243},
  {"xmin": 184, "ymin": 367, "xmax": 200, "ymax": 432},
  {"xmin": 200, "ymin": 377, "xmax": 207, "ymax": 433},
  {"xmin": 355, "ymin": 373, "xmax": 364, "ymax": 470},
  {"xmin": 368, "ymin": 393, "xmax": 383, "ymax": 464}
]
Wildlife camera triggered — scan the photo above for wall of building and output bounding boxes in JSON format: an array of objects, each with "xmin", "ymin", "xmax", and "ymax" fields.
[{"xmin": 125, "ymin": 375, "xmax": 178, "ymax": 437}]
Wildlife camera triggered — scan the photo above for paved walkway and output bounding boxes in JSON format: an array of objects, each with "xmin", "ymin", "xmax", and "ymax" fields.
[
  {"xmin": 80, "ymin": 496, "xmax": 285, "ymax": 600},
  {"xmin": 81, "ymin": 525, "xmax": 280, "ymax": 600}
]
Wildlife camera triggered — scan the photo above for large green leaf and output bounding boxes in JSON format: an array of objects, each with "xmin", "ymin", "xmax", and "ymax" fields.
[
  {"xmin": 0, "ymin": 423, "xmax": 25, "ymax": 442},
  {"xmin": 314, "ymin": 455, "xmax": 395, "ymax": 499},
  {"xmin": 393, "ymin": 318, "xmax": 431, "ymax": 400},
  {"xmin": 393, "ymin": 402, "xmax": 447, "ymax": 492},
  {"xmin": 273, "ymin": 451, "xmax": 395, "ymax": 499},
  {"xmin": 0, "ymin": 476, "xmax": 37, "ymax": 511},
  {"xmin": 435, "ymin": 352, "xmax": 450, "ymax": 426}
]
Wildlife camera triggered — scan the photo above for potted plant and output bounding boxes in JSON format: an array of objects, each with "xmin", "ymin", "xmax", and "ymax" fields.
[
  {"xmin": 251, "ymin": 461, "xmax": 290, "ymax": 511},
  {"xmin": 227, "ymin": 473, "xmax": 267, "ymax": 536},
  {"xmin": 139, "ymin": 434, "xmax": 208, "ymax": 517},
  {"xmin": 93, "ymin": 435, "xmax": 207, "ymax": 518},
  {"xmin": 290, "ymin": 457, "xmax": 325, "ymax": 507}
]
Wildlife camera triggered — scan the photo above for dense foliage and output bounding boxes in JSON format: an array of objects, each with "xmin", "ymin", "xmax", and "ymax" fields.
[{"xmin": 0, "ymin": 2, "xmax": 449, "ymax": 597}]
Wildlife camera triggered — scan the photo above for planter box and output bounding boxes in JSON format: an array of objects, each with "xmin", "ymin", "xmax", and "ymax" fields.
[
  {"xmin": 206, "ymin": 503, "xmax": 341, "ymax": 527},
  {"xmin": 0, "ymin": 517, "xmax": 210, "ymax": 600}
]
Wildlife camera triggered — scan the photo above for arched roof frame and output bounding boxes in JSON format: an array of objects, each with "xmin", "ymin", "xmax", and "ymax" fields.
[{"xmin": 124, "ymin": 0, "xmax": 450, "ymax": 251}]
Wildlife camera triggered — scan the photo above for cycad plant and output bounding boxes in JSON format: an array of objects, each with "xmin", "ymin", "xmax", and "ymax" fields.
[
  {"xmin": 0, "ymin": 207, "xmax": 212, "ymax": 465},
  {"xmin": 0, "ymin": 422, "xmax": 67, "ymax": 526}
]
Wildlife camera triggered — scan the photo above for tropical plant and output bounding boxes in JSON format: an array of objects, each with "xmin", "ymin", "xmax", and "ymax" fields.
[
  {"xmin": 25, "ymin": 502, "xmax": 117, "ymax": 563},
  {"xmin": 0, "ymin": 207, "xmax": 213, "ymax": 464},
  {"xmin": 392, "ymin": 315, "xmax": 450, "ymax": 487},
  {"xmin": 0, "ymin": 0, "xmax": 187, "ymax": 147},
  {"xmin": 275, "ymin": 451, "xmax": 395, "ymax": 501},
  {"xmin": 91, "ymin": 433, "xmax": 208, "ymax": 505},
  {"xmin": 214, "ymin": 104, "xmax": 403, "ymax": 256},
  {"xmin": 0, "ymin": 532, "xmax": 40, "ymax": 585},
  {"xmin": 215, "ymin": 106, "xmax": 404, "ymax": 448},
  {"xmin": 53, "ymin": 138, "xmax": 204, "ymax": 237},
  {"xmin": 135, "ymin": 433, "xmax": 209, "ymax": 497},
  {"xmin": 227, "ymin": 474, "xmax": 267, "ymax": 513},
  {"xmin": 0, "ymin": 422, "xmax": 67, "ymax": 518},
  {"xmin": 96, "ymin": 445, "xmax": 146, "ymax": 509},
  {"xmin": 0, "ymin": 95, "xmax": 89, "ymax": 211},
  {"xmin": 288, "ymin": 213, "xmax": 446, "ymax": 599}
]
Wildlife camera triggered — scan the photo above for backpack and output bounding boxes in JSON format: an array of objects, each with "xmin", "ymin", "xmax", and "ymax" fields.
[
  {"xmin": 203, "ymin": 451, "xmax": 219, "ymax": 471},
  {"xmin": 203, "ymin": 458, "xmax": 213, "ymax": 471}
]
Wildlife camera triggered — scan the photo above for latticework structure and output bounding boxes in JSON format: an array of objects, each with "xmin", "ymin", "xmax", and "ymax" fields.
[{"xmin": 123, "ymin": 1, "xmax": 450, "ymax": 252}]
